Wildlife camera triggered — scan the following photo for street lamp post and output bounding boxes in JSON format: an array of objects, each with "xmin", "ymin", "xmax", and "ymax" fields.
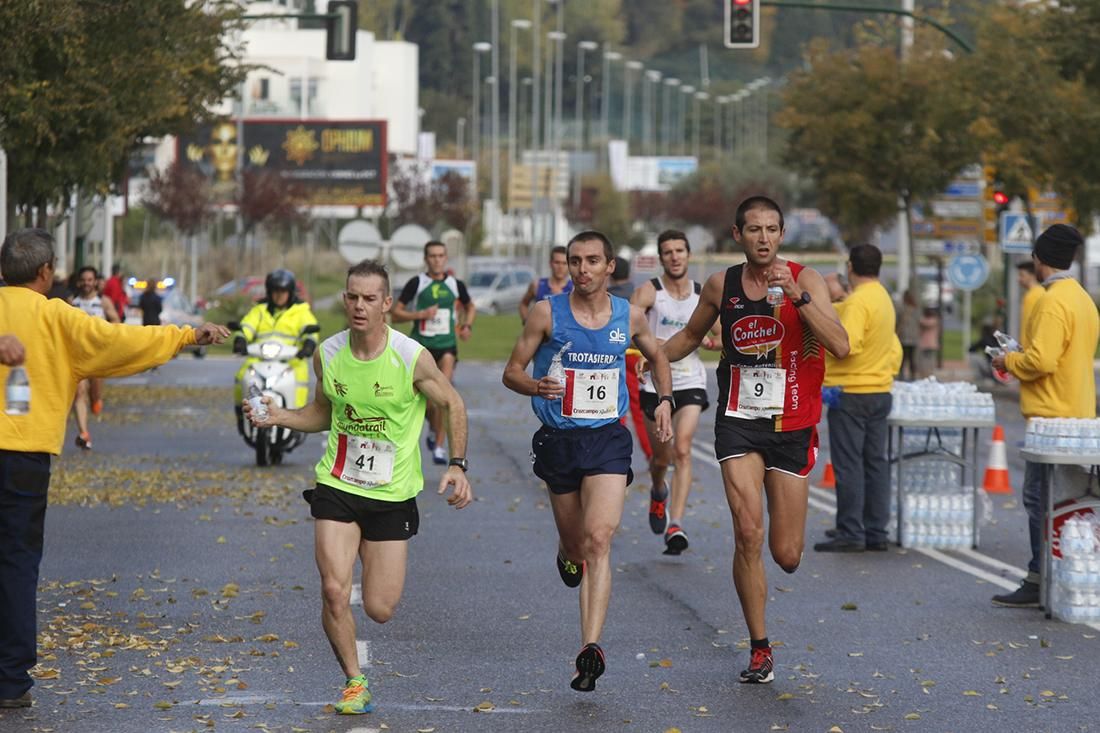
[
  {"xmin": 574, "ymin": 41, "xmax": 598, "ymax": 205},
  {"xmin": 680, "ymin": 85, "xmax": 694, "ymax": 156},
  {"xmin": 490, "ymin": 0, "xmax": 501, "ymax": 256},
  {"xmin": 694, "ymin": 91, "xmax": 708, "ymax": 160},
  {"xmin": 509, "ymin": 20, "xmax": 532, "ymax": 176},
  {"xmin": 472, "ymin": 42, "xmax": 492, "ymax": 168},
  {"xmin": 662, "ymin": 78, "xmax": 680, "ymax": 156},
  {"xmin": 624, "ymin": 61, "xmax": 642, "ymax": 148},
  {"xmin": 600, "ymin": 49, "xmax": 621, "ymax": 168},
  {"xmin": 643, "ymin": 69, "xmax": 662, "ymax": 155},
  {"xmin": 457, "ymin": 117, "xmax": 466, "ymax": 158}
]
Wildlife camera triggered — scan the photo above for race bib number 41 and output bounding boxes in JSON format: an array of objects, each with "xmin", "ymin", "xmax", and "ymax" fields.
[
  {"xmin": 726, "ymin": 366, "xmax": 786, "ymax": 419},
  {"xmin": 332, "ymin": 434, "xmax": 396, "ymax": 488},
  {"xmin": 420, "ymin": 307, "xmax": 451, "ymax": 338},
  {"xmin": 562, "ymin": 368, "xmax": 619, "ymax": 420}
]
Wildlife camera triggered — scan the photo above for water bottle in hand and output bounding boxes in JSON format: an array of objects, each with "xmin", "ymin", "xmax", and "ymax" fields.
[
  {"xmin": 5, "ymin": 366, "xmax": 30, "ymax": 415},
  {"xmin": 547, "ymin": 340, "xmax": 572, "ymax": 387},
  {"xmin": 767, "ymin": 285, "xmax": 784, "ymax": 306},
  {"xmin": 994, "ymin": 330, "xmax": 1022, "ymax": 352},
  {"xmin": 247, "ymin": 384, "xmax": 268, "ymax": 420}
]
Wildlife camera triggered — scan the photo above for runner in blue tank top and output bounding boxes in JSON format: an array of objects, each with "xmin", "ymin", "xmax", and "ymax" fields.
[
  {"xmin": 519, "ymin": 245, "xmax": 573, "ymax": 322},
  {"xmin": 504, "ymin": 231, "xmax": 674, "ymax": 693}
]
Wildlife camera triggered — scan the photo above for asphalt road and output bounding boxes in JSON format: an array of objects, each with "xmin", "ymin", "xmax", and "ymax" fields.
[{"xmin": 2, "ymin": 356, "xmax": 1098, "ymax": 733}]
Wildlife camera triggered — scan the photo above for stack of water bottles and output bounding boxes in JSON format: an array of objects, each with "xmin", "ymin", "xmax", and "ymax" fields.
[
  {"xmin": 1024, "ymin": 418, "xmax": 1100, "ymax": 455},
  {"xmin": 1051, "ymin": 514, "xmax": 1100, "ymax": 623},
  {"xmin": 889, "ymin": 378, "xmax": 996, "ymax": 423},
  {"xmin": 894, "ymin": 461, "xmax": 977, "ymax": 548}
]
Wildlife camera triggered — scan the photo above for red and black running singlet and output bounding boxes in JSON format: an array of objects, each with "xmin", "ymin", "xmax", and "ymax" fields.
[{"xmin": 716, "ymin": 262, "xmax": 825, "ymax": 433}]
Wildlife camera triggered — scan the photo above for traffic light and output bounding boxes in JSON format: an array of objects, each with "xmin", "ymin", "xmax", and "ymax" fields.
[
  {"xmin": 725, "ymin": 0, "xmax": 760, "ymax": 49},
  {"xmin": 326, "ymin": 0, "xmax": 358, "ymax": 61},
  {"xmin": 992, "ymin": 190, "xmax": 1009, "ymax": 209}
]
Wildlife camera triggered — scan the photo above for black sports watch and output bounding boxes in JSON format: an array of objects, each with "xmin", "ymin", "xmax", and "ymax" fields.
[
  {"xmin": 658, "ymin": 395, "xmax": 675, "ymax": 409},
  {"xmin": 449, "ymin": 457, "xmax": 469, "ymax": 472},
  {"xmin": 793, "ymin": 290, "xmax": 812, "ymax": 309}
]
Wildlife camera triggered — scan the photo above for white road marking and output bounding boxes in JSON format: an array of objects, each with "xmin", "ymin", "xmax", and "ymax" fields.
[
  {"xmin": 690, "ymin": 439, "xmax": 1045, "ymax": 593},
  {"xmin": 351, "ymin": 582, "xmax": 362, "ymax": 606},
  {"xmin": 357, "ymin": 639, "xmax": 370, "ymax": 668},
  {"xmin": 347, "ymin": 728, "xmax": 382, "ymax": 733}
]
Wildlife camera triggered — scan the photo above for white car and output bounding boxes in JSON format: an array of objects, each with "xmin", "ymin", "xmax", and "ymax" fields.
[{"xmin": 467, "ymin": 266, "xmax": 535, "ymax": 315}]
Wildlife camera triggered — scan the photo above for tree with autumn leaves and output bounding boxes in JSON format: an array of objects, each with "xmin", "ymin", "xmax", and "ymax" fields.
[
  {"xmin": 0, "ymin": 0, "xmax": 247, "ymax": 226},
  {"xmin": 776, "ymin": 3, "xmax": 1100, "ymax": 249}
]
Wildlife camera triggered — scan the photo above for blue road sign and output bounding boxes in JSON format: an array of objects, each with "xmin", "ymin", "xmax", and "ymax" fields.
[
  {"xmin": 947, "ymin": 253, "xmax": 990, "ymax": 291},
  {"xmin": 1000, "ymin": 212, "xmax": 1034, "ymax": 254}
]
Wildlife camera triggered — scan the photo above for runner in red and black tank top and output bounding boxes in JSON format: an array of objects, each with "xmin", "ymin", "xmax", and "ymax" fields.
[{"xmin": 717, "ymin": 262, "xmax": 825, "ymax": 433}]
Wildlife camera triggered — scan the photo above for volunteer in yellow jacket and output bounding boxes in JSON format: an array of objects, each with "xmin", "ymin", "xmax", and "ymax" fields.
[
  {"xmin": 991, "ymin": 224, "xmax": 1100, "ymax": 608},
  {"xmin": 813, "ymin": 244, "xmax": 902, "ymax": 553},
  {"xmin": 0, "ymin": 228, "xmax": 229, "ymax": 709},
  {"xmin": 232, "ymin": 269, "xmax": 319, "ymax": 431},
  {"xmin": 244, "ymin": 258, "xmax": 471, "ymax": 715}
]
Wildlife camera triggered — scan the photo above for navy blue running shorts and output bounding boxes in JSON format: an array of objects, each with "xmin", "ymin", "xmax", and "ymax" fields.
[
  {"xmin": 640, "ymin": 388, "xmax": 710, "ymax": 421},
  {"xmin": 305, "ymin": 484, "xmax": 419, "ymax": 541},
  {"xmin": 532, "ymin": 422, "xmax": 635, "ymax": 495},
  {"xmin": 714, "ymin": 420, "xmax": 819, "ymax": 478}
]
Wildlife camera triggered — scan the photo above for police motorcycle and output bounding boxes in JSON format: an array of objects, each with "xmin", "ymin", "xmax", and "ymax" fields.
[{"xmin": 229, "ymin": 319, "xmax": 321, "ymax": 466}]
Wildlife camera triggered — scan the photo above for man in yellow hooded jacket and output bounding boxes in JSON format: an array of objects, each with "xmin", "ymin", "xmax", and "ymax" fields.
[{"xmin": 0, "ymin": 228, "xmax": 229, "ymax": 708}]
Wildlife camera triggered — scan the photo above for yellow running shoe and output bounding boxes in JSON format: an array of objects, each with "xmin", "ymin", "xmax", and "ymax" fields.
[{"xmin": 334, "ymin": 675, "xmax": 373, "ymax": 714}]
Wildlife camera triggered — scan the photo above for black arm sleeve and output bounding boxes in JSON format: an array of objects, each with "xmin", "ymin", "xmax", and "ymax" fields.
[
  {"xmin": 398, "ymin": 277, "xmax": 419, "ymax": 306},
  {"xmin": 457, "ymin": 280, "xmax": 471, "ymax": 305}
]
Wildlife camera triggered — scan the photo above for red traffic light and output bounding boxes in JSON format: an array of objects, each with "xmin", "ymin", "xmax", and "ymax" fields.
[
  {"xmin": 992, "ymin": 190, "xmax": 1009, "ymax": 206},
  {"xmin": 734, "ymin": 0, "xmax": 751, "ymax": 4}
]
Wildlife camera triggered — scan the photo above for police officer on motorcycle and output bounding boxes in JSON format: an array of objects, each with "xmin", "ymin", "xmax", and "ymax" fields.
[{"xmin": 233, "ymin": 269, "xmax": 319, "ymax": 434}]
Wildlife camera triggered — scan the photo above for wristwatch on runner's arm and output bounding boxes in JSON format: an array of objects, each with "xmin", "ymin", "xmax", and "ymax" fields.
[{"xmin": 449, "ymin": 457, "xmax": 469, "ymax": 472}]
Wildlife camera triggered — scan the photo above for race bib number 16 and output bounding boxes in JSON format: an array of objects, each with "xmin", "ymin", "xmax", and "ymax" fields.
[
  {"xmin": 562, "ymin": 368, "xmax": 619, "ymax": 420},
  {"xmin": 332, "ymin": 434, "xmax": 396, "ymax": 488}
]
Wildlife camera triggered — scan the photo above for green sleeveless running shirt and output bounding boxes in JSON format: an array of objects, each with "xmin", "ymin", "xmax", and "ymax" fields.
[{"xmin": 315, "ymin": 327, "xmax": 427, "ymax": 501}]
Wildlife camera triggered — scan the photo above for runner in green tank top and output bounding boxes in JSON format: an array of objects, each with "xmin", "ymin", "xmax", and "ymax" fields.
[
  {"xmin": 245, "ymin": 259, "xmax": 472, "ymax": 716},
  {"xmin": 392, "ymin": 241, "xmax": 476, "ymax": 466}
]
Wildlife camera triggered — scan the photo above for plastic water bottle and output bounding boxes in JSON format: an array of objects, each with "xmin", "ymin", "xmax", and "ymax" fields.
[
  {"xmin": 247, "ymin": 384, "xmax": 268, "ymax": 420},
  {"xmin": 5, "ymin": 366, "xmax": 30, "ymax": 415},
  {"xmin": 547, "ymin": 340, "xmax": 572, "ymax": 386},
  {"xmin": 994, "ymin": 330, "xmax": 1022, "ymax": 352},
  {"xmin": 767, "ymin": 285, "xmax": 784, "ymax": 306}
]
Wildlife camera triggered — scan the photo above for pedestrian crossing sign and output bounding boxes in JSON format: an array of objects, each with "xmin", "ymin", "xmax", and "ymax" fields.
[{"xmin": 1000, "ymin": 212, "xmax": 1034, "ymax": 254}]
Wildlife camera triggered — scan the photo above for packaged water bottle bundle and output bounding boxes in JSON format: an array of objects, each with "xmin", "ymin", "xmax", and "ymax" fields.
[
  {"xmin": 1024, "ymin": 418, "xmax": 1100, "ymax": 455},
  {"xmin": 889, "ymin": 378, "xmax": 996, "ymax": 423},
  {"xmin": 1052, "ymin": 515, "xmax": 1100, "ymax": 622}
]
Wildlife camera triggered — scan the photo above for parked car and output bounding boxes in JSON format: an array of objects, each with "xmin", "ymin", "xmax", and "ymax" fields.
[{"xmin": 467, "ymin": 266, "xmax": 535, "ymax": 315}]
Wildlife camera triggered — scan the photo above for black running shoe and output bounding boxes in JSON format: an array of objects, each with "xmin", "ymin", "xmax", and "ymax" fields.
[
  {"xmin": 663, "ymin": 523, "xmax": 689, "ymax": 555},
  {"xmin": 556, "ymin": 549, "xmax": 583, "ymax": 588},
  {"xmin": 570, "ymin": 643, "xmax": 606, "ymax": 692},
  {"xmin": 739, "ymin": 646, "xmax": 774, "ymax": 684},
  {"xmin": 648, "ymin": 481, "xmax": 669, "ymax": 534}
]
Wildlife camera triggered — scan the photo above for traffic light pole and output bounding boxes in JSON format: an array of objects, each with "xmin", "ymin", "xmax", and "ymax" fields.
[{"xmin": 759, "ymin": 1, "xmax": 973, "ymax": 54}]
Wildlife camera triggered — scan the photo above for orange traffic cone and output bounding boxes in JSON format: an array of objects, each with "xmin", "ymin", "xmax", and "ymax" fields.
[
  {"xmin": 982, "ymin": 425, "xmax": 1013, "ymax": 495},
  {"xmin": 819, "ymin": 461, "xmax": 836, "ymax": 490}
]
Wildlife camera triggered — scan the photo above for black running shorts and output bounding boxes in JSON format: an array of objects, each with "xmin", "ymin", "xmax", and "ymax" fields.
[
  {"xmin": 639, "ymin": 388, "xmax": 710, "ymax": 421},
  {"xmin": 305, "ymin": 484, "xmax": 420, "ymax": 541},
  {"xmin": 427, "ymin": 346, "xmax": 458, "ymax": 364},
  {"xmin": 714, "ymin": 420, "xmax": 819, "ymax": 478},
  {"xmin": 532, "ymin": 422, "xmax": 635, "ymax": 495}
]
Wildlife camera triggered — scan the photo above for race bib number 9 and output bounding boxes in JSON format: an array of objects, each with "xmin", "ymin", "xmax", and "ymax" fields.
[
  {"xmin": 726, "ymin": 366, "xmax": 786, "ymax": 419},
  {"xmin": 332, "ymin": 434, "xmax": 396, "ymax": 488},
  {"xmin": 562, "ymin": 368, "xmax": 619, "ymax": 420},
  {"xmin": 420, "ymin": 308, "xmax": 451, "ymax": 338}
]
